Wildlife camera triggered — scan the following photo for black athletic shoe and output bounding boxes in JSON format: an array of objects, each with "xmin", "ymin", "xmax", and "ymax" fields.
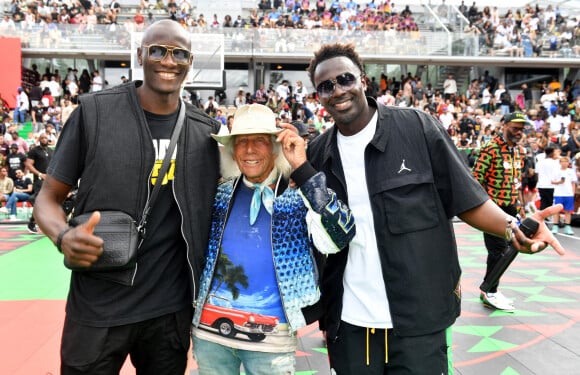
[{"xmin": 27, "ymin": 222, "xmax": 39, "ymax": 234}]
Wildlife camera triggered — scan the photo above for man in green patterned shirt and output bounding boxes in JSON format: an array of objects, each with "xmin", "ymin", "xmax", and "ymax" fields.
[{"xmin": 473, "ymin": 112, "xmax": 527, "ymax": 311}]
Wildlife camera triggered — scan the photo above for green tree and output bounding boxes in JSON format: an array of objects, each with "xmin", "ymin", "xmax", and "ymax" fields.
[{"xmin": 211, "ymin": 251, "xmax": 249, "ymax": 300}]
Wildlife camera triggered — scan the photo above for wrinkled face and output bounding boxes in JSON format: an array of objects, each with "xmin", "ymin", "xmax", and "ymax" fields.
[
  {"xmin": 313, "ymin": 56, "xmax": 367, "ymax": 131},
  {"xmin": 233, "ymin": 134, "xmax": 276, "ymax": 184},
  {"xmin": 137, "ymin": 22, "xmax": 192, "ymax": 96}
]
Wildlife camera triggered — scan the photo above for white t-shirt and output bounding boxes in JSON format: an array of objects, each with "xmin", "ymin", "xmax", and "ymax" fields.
[
  {"xmin": 481, "ymin": 88, "xmax": 491, "ymax": 105},
  {"xmin": 443, "ymin": 78, "xmax": 457, "ymax": 95},
  {"xmin": 439, "ymin": 112, "xmax": 454, "ymax": 129},
  {"xmin": 294, "ymin": 85, "xmax": 308, "ymax": 103},
  {"xmin": 91, "ymin": 75, "xmax": 103, "ymax": 92},
  {"xmin": 337, "ymin": 111, "xmax": 391, "ymax": 329},
  {"xmin": 47, "ymin": 80, "xmax": 62, "ymax": 97},
  {"xmin": 494, "ymin": 88, "xmax": 505, "ymax": 102},
  {"xmin": 553, "ymin": 168, "xmax": 578, "ymax": 197},
  {"xmin": 276, "ymin": 84, "xmax": 290, "ymax": 100},
  {"xmin": 536, "ymin": 156, "xmax": 559, "ymax": 189}
]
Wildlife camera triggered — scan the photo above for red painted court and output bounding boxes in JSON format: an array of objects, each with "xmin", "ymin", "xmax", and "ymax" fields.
[{"xmin": 1, "ymin": 221, "xmax": 579, "ymax": 374}]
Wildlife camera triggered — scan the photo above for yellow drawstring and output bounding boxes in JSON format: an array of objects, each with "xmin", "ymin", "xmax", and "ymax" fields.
[
  {"xmin": 366, "ymin": 328, "xmax": 372, "ymax": 365},
  {"xmin": 366, "ymin": 328, "xmax": 389, "ymax": 366},
  {"xmin": 385, "ymin": 329, "xmax": 389, "ymax": 363}
]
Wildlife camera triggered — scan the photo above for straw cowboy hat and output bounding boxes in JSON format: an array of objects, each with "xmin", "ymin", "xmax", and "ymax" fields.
[{"xmin": 211, "ymin": 104, "xmax": 281, "ymax": 145}]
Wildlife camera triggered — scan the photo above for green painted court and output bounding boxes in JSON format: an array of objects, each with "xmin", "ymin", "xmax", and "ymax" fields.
[{"xmin": 1, "ymin": 222, "xmax": 579, "ymax": 374}]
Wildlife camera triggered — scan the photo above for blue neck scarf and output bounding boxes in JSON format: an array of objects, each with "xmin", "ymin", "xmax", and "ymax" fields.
[{"xmin": 242, "ymin": 167, "xmax": 279, "ymax": 226}]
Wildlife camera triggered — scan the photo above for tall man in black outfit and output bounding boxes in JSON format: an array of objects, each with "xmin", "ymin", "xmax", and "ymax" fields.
[
  {"xmin": 33, "ymin": 20, "xmax": 221, "ymax": 374},
  {"xmin": 305, "ymin": 43, "xmax": 565, "ymax": 375}
]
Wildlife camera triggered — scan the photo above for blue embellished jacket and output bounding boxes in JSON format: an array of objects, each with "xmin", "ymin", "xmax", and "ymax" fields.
[{"xmin": 193, "ymin": 162, "xmax": 355, "ymax": 332}]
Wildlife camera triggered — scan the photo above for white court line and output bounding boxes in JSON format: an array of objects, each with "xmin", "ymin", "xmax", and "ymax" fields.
[{"xmin": 556, "ymin": 233, "xmax": 580, "ymax": 241}]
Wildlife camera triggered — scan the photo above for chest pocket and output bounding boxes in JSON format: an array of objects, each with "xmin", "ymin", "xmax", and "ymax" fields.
[{"xmin": 377, "ymin": 173, "xmax": 439, "ymax": 234}]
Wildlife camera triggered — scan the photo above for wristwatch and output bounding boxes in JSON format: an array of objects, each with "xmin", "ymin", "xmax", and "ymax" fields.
[{"xmin": 505, "ymin": 216, "xmax": 516, "ymax": 242}]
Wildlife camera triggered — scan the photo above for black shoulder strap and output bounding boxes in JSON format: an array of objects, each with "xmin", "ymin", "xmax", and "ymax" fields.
[{"xmin": 137, "ymin": 101, "xmax": 186, "ymax": 238}]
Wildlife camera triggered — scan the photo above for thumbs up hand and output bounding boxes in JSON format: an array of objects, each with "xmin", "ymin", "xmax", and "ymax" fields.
[
  {"xmin": 81, "ymin": 211, "xmax": 101, "ymax": 236},
  {"xmin": 61, "ymin": 211, "xmax": 104, "ymax": 268}
]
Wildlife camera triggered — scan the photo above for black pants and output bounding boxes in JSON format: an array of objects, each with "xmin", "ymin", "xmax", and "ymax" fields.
[
  {"xmin": 61, "ymin": 306, "xmax": 193, "ymax": 375},
  {"xmin": 482, "ymin": 205, "xmax": 517, "ymax": 293},
  {"xmin": 327, "ymin": 321, "xmax": 449, "ymax": 375},
  {"xmin": 538, "ymin": 188, "xmax": 554, "ymax": 211}
]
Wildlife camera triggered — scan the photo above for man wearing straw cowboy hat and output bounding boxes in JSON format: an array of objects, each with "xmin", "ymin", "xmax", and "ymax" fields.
[{"xmin": 191, "ymin": 103, "xmax": 355, "ymax": 375}]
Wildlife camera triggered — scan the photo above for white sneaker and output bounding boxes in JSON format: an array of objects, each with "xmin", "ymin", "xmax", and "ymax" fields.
[
  {"xmin": 480, "ymin": 291, "xmax": 515, "ymax": 312},
  {"xmin": 493, "ymin": 290, "xmax": 514, "ymax": 304},
  {"xmin": 9, "ymin": 215, "xmax": 17, "ymax": 221},
  {"xmin": 0, "ymin": 207, "xmax": 8, "ymax": 214}
]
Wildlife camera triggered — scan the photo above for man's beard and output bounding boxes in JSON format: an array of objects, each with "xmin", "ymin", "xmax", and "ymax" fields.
[{"xmin": 508, "ymin": 135, "xmax": 521, "ymax": 144}]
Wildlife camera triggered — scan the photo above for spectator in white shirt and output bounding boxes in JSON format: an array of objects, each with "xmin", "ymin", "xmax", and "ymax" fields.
[{"xmin": 276, "ymin": 80, "xmax": 290, "ymax": 101}]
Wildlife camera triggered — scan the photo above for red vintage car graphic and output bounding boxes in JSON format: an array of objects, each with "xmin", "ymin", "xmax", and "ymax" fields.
[{"xmin": 199, "ymin": 295, "xmax": 280, "ymax": 342}]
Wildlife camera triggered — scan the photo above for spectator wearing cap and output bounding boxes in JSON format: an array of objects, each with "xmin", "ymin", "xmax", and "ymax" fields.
[
  {"xmin": 6, "ymin": 143, "xmax": 27, "ymax": 181},
  {"xmin": 473, "ymin": 111, "xmax": 528, "ymax": 311},
  {"xmin": 14, "ymin": 87, "xmax": 29, "ymax": 125}
]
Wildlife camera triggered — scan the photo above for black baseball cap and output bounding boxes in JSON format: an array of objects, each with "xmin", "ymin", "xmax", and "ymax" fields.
[
  {"xmin": 503, "ymin": 112, "xmax": 527, "ymax": 123},
  {"xmin": 10, "ymin": 143, "xmax": 18, "ymax": 149}
]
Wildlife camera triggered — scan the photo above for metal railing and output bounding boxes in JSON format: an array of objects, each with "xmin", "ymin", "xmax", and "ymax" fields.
[{"xmin": 2, "ymin": 22, "xmax": 580, "ymax": 67}]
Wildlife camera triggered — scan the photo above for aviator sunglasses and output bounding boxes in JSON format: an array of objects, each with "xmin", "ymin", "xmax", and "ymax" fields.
[
  {"xmin": 142, "ymin": 44, "xmax": 192, "ymax": 65},
  {"xmin": 316, "ymin": 72, "xmax": 360, "ymax": 98}
]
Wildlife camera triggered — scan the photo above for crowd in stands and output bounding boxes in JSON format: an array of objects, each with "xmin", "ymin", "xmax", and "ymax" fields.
[
  {"xmin": 198, "ymin": 69, "xmax": 580, "ymax": 215},
  {"xmin": 188, "ymin": 68, "xmax": 580, "ymax": 171},
  {"xmin": 457, "ymin": 2, "xmax": 580, "ymax": 57},
  {"xmin": 2, "ymin": 0, "xmax": 580, "ymax": 57},
  {"xmin": 3, "ymin": 0, "xmax": 420, "ymax": 33},
  {"xmin": 3, "ymin": 62, "xmax": 580, "ymax": 159},
  {"xmin": 1, "ymin": 60, "xmax": 580, "ymax": 217},
  {"xmin": 0, "ymin": 62, "xmax": 94, "ymax": 219},
  {"xmin": 0, "ymin": 63, "xmax": 105, "ymax": 154}
]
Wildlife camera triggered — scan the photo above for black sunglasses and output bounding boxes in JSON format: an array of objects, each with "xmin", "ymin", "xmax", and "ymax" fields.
[
  {"xmin": 316, "ymin": 73, "xmax": 360, "ymax": 98},
  {"xmin": 142, "ymin": 44, "xmax": 192, "ymax": 65}
]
